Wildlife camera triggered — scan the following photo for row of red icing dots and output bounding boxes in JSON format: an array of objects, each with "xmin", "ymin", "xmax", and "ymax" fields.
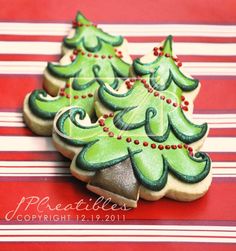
[
  {"xmin": 153, "ymin": 46, "xmax": 182, "ymax": 67},
  {"xmin": 125, "ymin": 78, "xmax": 190, "ymax": 112},
  {"xmin": 98, "ymin": 114, "xmax": 194, "ymax": 156},
  {"xmin": 59, "ymin": 82, "xmax": 94, "ymax": 100},
  {"xmin": 70, "ymin": 48, "xmax": 121, "ymax": 62},
  {"xmin": 72, "ymin": 21, "xmax": 97, "ymax": 28}
]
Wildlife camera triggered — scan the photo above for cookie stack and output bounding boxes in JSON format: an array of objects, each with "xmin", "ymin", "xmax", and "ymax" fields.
[{"xmin": 23, "ymin": 12, "xmax": 211, "ymax": 208}]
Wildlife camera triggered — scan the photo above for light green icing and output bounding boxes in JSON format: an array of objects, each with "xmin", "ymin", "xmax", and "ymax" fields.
[
  {"xmin": 133, "ymin": 35, "xmax": 198, "ymax": 92},
  {"xmin": 64, "ymin": 12, "xmax": 123, "ymax": 50},
  {"xmin": 55, "ymin": 107, "xmax": 210, "ymax": 191},
  {"xmin": 98, "ymin": 80, "xmax": 207, "ymax": 144}
]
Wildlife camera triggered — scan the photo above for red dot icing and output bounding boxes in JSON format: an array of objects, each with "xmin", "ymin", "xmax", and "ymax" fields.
[
  {"xmin": 151, "ymin": 143, "xmax": 156, "ymax": 149},
  {"xmin": 103, "ymin": 127, "xmax": 109, "ymax": 132},
  {"xmin": 158, "ymin": 145, "xmax": 164, "ymax": 150},
  {"xmin": 178, "ymin": 144, "xmax": 183, "ymax": 149},
  {"xmin": 126, "ymin": 137, "xmax": 132, "ymax": 143},
  {"xmin": 108, "ymin": 132, "xmax": 114, "ymax": 137},
  {"xmin": 134, "ymin": 140, "xmax": 140, "ymax": 145}
]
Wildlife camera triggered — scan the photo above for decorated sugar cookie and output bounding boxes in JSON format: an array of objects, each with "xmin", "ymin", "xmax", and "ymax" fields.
[
  {"xmin": 53, "ymin": 36, "xmax": 211, "ymax": 208},
  {"xmin": 23, "ymin": 12, "xmax": 131, "ymax": 136}
]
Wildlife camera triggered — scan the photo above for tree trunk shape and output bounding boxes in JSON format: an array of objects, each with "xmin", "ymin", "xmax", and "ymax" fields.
[{"xmin": 87, "ymin": 158, "xmax": 140, "ymax": 208}]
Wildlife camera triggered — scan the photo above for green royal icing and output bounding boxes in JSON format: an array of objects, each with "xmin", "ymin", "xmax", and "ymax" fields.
[
  {"xmin": 28, "ymin": 12, "xmax": 130, "ymax": 121},
  {"xmin": 55, "ymin": 107, "xmax": 210, "ymax": 191},
  {"xmin": 64, "ymin": 12, "xmax": 123, "ymax": 51},
  {"xmin": 97, "ymin": 36, "xmax": 207, "ymax": 144},
  {"xmin": 133, "ymin": 36, "xmax": 199, "ymax": 92},
  {"xmin": 47, "ymin": 42, "xmax": 129, "ymax": 80},
  {"xmin": 98, "ymin": 80, "xmax": 207, "ymax": 144}
]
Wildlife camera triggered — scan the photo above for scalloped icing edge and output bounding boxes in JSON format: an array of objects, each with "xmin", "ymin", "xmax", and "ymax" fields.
[
  {"xmin": 43, "ymin": 38, "xmax": 132, "ymax": 97},
  {"xmin": 52, "ymin": 120, "xmax": 212, "ymax": 208},
  {"xmin": 94, "ymin": 83, "xmax": 209, "ymax": 153},
  {"xmin": 23, "ymin": 93, "xmax": 54, "ymax": 136}
]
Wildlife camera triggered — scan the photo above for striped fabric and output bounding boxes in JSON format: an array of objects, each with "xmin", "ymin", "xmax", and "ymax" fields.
[{"xmin": 0, "ymin": 0, "xmax": 236, "ymax": 250}]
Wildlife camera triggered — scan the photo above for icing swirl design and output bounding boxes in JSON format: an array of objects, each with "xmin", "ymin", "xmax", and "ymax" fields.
[{"xmin": 55, "ymin": 107, "xmax": 210, "ymax": 191}]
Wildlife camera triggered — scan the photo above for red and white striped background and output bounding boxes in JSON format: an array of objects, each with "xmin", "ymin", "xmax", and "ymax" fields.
[{"xmin": 0, "ymin": 0, "xmax": 236, "ymax": 250}]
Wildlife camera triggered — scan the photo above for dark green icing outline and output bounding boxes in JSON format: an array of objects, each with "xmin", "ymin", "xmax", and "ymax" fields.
[
  {"xmin": 29, "ymin": 90, "xmax": 57, "ymax": 119},
  {"xmin": 128, "ymin": 148, "xmax": 168, "ymax": 191},
  {"xmin": 63, "ymin": 12, "xmax": 123, "ymax": 50},
  {"xmin": 133, "ymin": 36, "xmax": 199, "ymax": 92},
  {"xmin": 98, "ymin": 82, "xmax": 208, "ymax": 144},
  {"xmin": 55, "ymin": 107, "xmax": 211, "ymax": 191}
]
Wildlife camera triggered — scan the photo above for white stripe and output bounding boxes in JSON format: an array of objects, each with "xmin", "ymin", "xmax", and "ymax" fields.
[
  {"xmin": 1, "ymin": 41, "xmax": 236, "ymax": 56},
  {"xmin": 0, "ymin": 116, "xmax": 23, "ymax": 122},
  {"xmin": 0, "ymin": 61, "xmax": 235, "ymax": 76},
  {"xmin": 1, "ymin": 23, "xmax": 236, "ymax": 37},
  {"xmin": 1, "ymin": 224, "xmax": 236, "ymax": 230},
  {"xmin": 0, "ymin": 161, "xmax": 69, "ymax": 166},
  {"xmin": 0, "ymin": 136, "xmax": 235, "ymax": 152},
  {"xmin": 0, "ymin": 112, "xmax": 22, "ymax": 117},
  {"xmin": 0, "ymin": 122, "xmax": 25, "ymax": 127},
  {"xmin": 0, "ymin": 229, "xmax": 236, "ymax": 237},
  {"xmin": 0, "ymin": 236, "xmax": 235, "ymax": 243},
  {"xmin": 0, "ymin": 136, "xmax": 55, "ymax": 151}
]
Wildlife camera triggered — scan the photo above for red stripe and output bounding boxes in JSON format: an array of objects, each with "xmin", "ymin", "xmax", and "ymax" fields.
[
  {"xmin": 129, "ymin": 37, "xmax": 236, "ymax": 43},
  {"xmin": 0, "ymin": 127, "xmax": 33, "ymax": 136},
  {"xmin": 135, "ymin": 55, "xmax": 236, "ymax": 63},
  {"xmin": 0, "ymin": 178, "xmax": 235, "ymax": 221},
  {"xmin": 209, "ymin": 128, "xmax": 236, "ymax": 137},
  {"xmin": 0, "ymin": 0, "xmax": 235, "ymax": 24},
  {"xmin": 195, "ymin": 78, "xmax": 236, "ymax": 113},
  {"xmin": 0, "ymin": 75, "xmax": 42, "ymax": 111},
  {"xmin": 0, "ymin": 243, "xmax": 235, "ymax": 251},
  {"xmin": 210, "ymin": 153, "xmax": 236, "ymax": 162},
  {"xmin": 0, "ymin": 152, "xmax": 65, "ymax": 161},
  {"xmin": 0, "ymin": 55, "xmax": 60, "ymax": 61},
  {"xmin": 0, "ymin": 35, "xmax": 64, "ymax": 42}
]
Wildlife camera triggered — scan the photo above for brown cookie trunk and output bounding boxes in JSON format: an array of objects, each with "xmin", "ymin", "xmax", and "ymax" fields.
[{"xmin": 87, "ymin": 158, "xmax": 140, "ymax": 208}]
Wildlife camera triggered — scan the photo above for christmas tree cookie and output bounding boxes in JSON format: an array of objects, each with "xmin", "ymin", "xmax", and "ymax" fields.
[
  {"xmin": 23, "ymin": 12, "xmax": 131, "ymax": 136},
  {"xmin": 53, "ymin": 36, "xmax": 212, "ymax": 208}
]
